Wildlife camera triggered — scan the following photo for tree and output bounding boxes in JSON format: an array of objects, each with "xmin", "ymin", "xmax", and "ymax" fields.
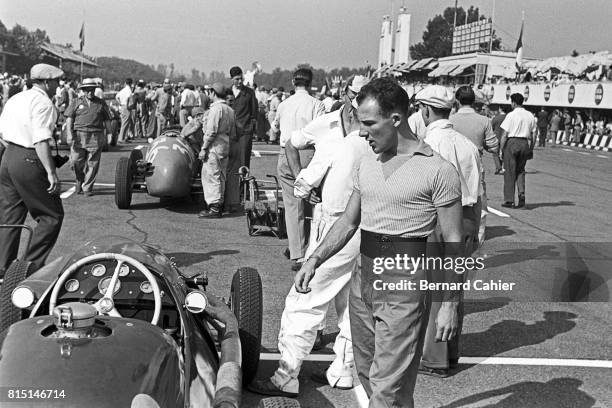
[{"xmin": 410, "ymin": 6, "xmax": 501, "ymax": 60}]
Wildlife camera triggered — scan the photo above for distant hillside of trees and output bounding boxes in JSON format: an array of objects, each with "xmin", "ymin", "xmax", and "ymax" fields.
[{"xmin": 93, "ymin": 57, "xmax": 165, "ymax": 84}]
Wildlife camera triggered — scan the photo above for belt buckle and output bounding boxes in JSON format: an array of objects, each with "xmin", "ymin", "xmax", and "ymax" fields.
[{"xmin": 379, "ymin": 234, "xmax": 391, "ymax": 251}]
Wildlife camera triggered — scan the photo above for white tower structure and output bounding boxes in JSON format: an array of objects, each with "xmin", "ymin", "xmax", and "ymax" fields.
[
  {"xmin": 394, "ymin": 8, "xmax": 411, "ymax": 64},
  {"xmin": 378, "ymin": 15, "xmax": 394, "ymax": 67}
]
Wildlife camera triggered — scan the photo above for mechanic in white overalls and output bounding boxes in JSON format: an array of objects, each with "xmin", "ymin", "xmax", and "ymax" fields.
[
  {"xmin": 250, "ymin": 130, "xmax": 369, "ymax": 399},
  {"xmin": 198, "ymin": 83, "xmax": 236, "ymax": 218}
]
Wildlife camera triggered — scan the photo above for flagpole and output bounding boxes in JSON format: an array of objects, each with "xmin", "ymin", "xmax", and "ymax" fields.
[{"xmin": 488, "ymin": 0, "xmax": 496, "ymax": 53}]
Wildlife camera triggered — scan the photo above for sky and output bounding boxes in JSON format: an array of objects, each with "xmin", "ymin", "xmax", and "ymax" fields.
[{"xmin": 1, "ymin": 0, "xmax": 610, "ymax": 76}]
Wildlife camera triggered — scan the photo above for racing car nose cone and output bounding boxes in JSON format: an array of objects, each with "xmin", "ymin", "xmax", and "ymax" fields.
[{"xmin": 53, "ymin": 302, "xmax": 97, "ymax": 329}]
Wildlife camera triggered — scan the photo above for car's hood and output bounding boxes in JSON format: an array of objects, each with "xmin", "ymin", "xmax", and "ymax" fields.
[{"xmin": 0, "ymin": 316, "xmax": 188, "ymax": 407}]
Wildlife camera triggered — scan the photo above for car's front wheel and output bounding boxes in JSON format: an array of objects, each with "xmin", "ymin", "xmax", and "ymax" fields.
[
  {"xmin": 0, "ymin": 260, "xmax": 35, "ymax": 333},
  {"xmin": 115, "ymin": 157, "xmax": 133, "ymax": 209},
  {"xmin": 230, "ymin": 267, "xmax": 263, "ymax": 386}
]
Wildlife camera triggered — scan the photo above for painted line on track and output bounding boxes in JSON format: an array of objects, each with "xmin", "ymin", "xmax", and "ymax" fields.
[
  {"xmin": 60, "ymin": 186, "xmax": 75, "ymax": 199},
  {"xmin": 260, "ymin": 353, "xmax": 612, "ymax": 368},
  {"xmin": 577, "ymin": 151, "xmax": 591, "ymax": 156},
  {"xmin": 596, "ymin": 154, "xmax": 608, "ymax": 159},
  {"xmin": 562, "ymin": 148, "xmax": 573, "ymax": 152},
  {"xmin": 135, "ymin": 145, "xmax": 144, "ymax": 150},
  {"xmin": 252, "ymin": 150, "xmax": 280, "ymax": 156},
  {"xmin": 487, "ymin": 206, "xmax": 510, "ymax": 218}
]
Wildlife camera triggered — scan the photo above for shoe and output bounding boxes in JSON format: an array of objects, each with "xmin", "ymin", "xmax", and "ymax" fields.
[
  {"xmin": 84, "ymin": 190, "xmax": 94, "ymax": 197},
  {"xmin": 449, "ymin": 358, "xmax": 459, "ymax": 369},
  {"xmin": 75, "ymin": 183, "xmax": 83, "ymax": 195},
  {"xmin": 312, "ymin": 330, "xmax": 325, "ymax": 351},
  {"xmin": 198, "ymin": 206, "xmax": 222, "ymax": 218},
  {"xmin": 418, "ymin": 365, "xmax": 449, "ymax": 378},
  {"xmin": 516, "ymin": 195, "xmax": 525, "ymax": 208},
  {"xmin": 247, "ymin": 379, "xmax": 298, "ymax": 398},
  {"xmin": 283, "ymin": 248, "xmax": 291, "ymax": 259},
  {"xmin": 310, "ymin": 370, "xmax": 354, "ymax": 390},
  {"xmin": 501, "ymin": 202, "xmax": 514, "ymax": 208},
  {"xmin": 290, "ymin": 260, "xmax": 303, "ymax": 272}
]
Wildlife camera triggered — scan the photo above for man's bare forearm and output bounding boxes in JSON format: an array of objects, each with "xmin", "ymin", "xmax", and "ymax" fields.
[
  {"xmin": 309, "ymin": 215, "xmax": 359, "ymax": 267},
  {"xmin": 34, "ymin": 141, "xmax": 56, "ymax": 175},
  {"xmin": 284, "ymin": 141, "xmax": 302, "ymax": 177}
]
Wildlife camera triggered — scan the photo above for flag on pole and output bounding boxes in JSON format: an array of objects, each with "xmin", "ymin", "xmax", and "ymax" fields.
[
  {"xmin": 515, "ymin": 21, "xmax": 524, "ymax": 71},
  {"xmin": 79, "ymin": 23, "xmax": 85, "ymax": 51}
]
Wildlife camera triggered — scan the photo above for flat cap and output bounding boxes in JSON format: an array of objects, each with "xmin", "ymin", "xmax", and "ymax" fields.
[
  {"xmin": 210, "ymin": 82, "xmax": 228, "ymax": 98},
  {"xmin": 415, "ymin": 85, "xmax": 454, "ymax": 110},
  {"xmin": 30, "ymin": 63, "xmax": 64, "ymax": 80},
  {"xmin": 347, "ymin": 75, "xmax": 369, "ymax": 93}
]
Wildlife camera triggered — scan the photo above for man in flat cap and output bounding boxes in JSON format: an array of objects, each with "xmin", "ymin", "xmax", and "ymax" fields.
[
  {"xmin": 64, "ymin": 78, "xmax": 112, "ymax": 196},
  {"xmin": 0, "ymin": 63, "xmax": 65, "ymax": 276},
  {"xmin": 198, "ymin": 83, "xmax": 236, "ymax": 218},
  {"xmin": 415, "ymin": 85, "xmax": 481, "ymax": 378},
  {"xmin": 226, "ymin": 66, "xmax": 258, "ymax": 211}
]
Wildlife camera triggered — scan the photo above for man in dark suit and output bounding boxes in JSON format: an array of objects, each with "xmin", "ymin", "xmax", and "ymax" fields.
[{"xmin": 224, "ymin": 66, "xmax": 257, "ymax": 212}]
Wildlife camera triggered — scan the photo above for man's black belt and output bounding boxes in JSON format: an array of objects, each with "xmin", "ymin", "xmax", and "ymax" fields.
[
  {"xmin": 7, "ymin": 141, "xmax": 35, "ymax": 151},
  {"xmin": 361, "ymin": 229, "xmax": 427, "ymax": 258}
]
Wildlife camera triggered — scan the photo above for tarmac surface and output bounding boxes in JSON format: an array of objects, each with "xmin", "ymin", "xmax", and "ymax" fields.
[{"xmin": 23, "ymin": 139, "xmax": 612, "ymax": 407}]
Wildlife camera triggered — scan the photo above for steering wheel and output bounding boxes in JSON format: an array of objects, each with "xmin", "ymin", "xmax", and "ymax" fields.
[{"xmin": 48, "ymin": 253, "xmax": 162, "ymax": 325}]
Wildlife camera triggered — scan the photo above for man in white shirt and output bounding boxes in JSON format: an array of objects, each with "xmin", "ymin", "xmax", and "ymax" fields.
[
  {"xmin": 250, "ymin": 129, "xmax": 369, "ymax": 397},
  {"xmin": 0, "ymin": 63, "xmax": 65, "ymax": 275},
  {"xmin": 500, "ymin": 93, "xmax": 537, "ymax": 208},
  {"xmin": 115, "ymin": 78, "xmax": 133, "ymax": 143},
  {"xmin": 272, "ymin": 69, "xmax": 325, "ymax": 271},
  {"xmin": 408, "ymin": 107, "xmax": 427, "ymax": 139},
  {"xmin": 415, "ymin": 85, "xmax": 482, "ymax": 378}
]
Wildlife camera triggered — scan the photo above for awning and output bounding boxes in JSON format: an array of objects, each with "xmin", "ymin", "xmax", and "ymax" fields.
[
  {"xmin": 448, "ymin": 63, "xmax": 474, "ymax": 77},
  {"xmin": 428, "ymin": 64, "xmax": 458, "ymax": 77},
  {"xmin": 409, "ymin": 57, "xmax": 436, "ymax": 71},
  {"xmin": 40, "ymin": 43, "xmax": 98, "ymax": 67}
]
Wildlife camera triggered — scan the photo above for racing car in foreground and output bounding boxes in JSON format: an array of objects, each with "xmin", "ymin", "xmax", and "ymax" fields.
[
  {"xmin": 114, "ymin": 127, "xmax": 202, "ymax": 209},
  {"xmin": 0, "ymin": 236, "xmax": 297, "ymax": 408}
]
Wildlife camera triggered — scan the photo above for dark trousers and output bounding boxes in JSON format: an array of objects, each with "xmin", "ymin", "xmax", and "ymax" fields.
[
  {"xmin": 350, "ymin": 233, "xmax": 430, "ymax": 408},
  {"xmin": 421, "ymin": 208, "xmax": 477, "ymax": 370},
  {"xmin": 0, "ymin": 144, "xmax": 64, "ymax": 273},
  {"xmin": 223, "ymin": 138, "xmax": 241, "ymax": 209},
  {"xmin": 237, "ymin": 133, "xmax": 253, "ymax": 170},
  {"xmin": 538, "ymin": 126, "xmax": 547, "ymax": 147},
  {"xmin": 503, "ymin": 138, "xmax": 530, "ymax": 203}
]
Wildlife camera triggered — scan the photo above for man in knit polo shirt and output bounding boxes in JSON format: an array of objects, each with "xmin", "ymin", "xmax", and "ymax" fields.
[{"xmin": 295, "ymin": 78, "xmax": 464, "ymax": 407}]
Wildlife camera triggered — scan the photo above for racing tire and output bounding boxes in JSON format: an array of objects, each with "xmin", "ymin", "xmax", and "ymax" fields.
[
  {"xmin": 258, "ymin": 397, "xmax": 301, "ymax": 408},
  {"xmin": 230, "ymin": 267, "xmax": 263, "ymax": 386},
  {"xmin": 0, "ymin": 260, "xmax": 35, "ymax": 333},
  {"xmin": 115, "ymin": 157, "xmax": 133, "ymax": 209}
]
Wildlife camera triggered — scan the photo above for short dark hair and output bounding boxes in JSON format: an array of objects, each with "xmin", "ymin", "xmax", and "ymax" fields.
[
  {"xmin": 278, "ymin": 87, "xmax": 284, "ymax": 92},
  {"xmin": 125, "ymin": 78, "xmax": 133, "ymax": 86},
  {"xmin": 455, "ymin": 86, "xmax": 475, "ymax": 106},
  {"xmin": 356, "ymin": 77, "xmax": 409, "ymax": 118},
  {"xmin": 510, "ymin": 93, "xmax": 524, "ymax": 105},
  {"xmin": 293, "ymin": 68, "xmax": 313, "ymax": 88},
  {"xmin": 229, "ymin": 66, "xmax": 243, "ymax": 77}
]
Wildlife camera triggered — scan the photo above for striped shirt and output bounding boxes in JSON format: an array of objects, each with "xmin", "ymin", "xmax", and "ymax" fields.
[{"xmin": 355, "ymin": 140, "xmax": 461, "ymax": 238}]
